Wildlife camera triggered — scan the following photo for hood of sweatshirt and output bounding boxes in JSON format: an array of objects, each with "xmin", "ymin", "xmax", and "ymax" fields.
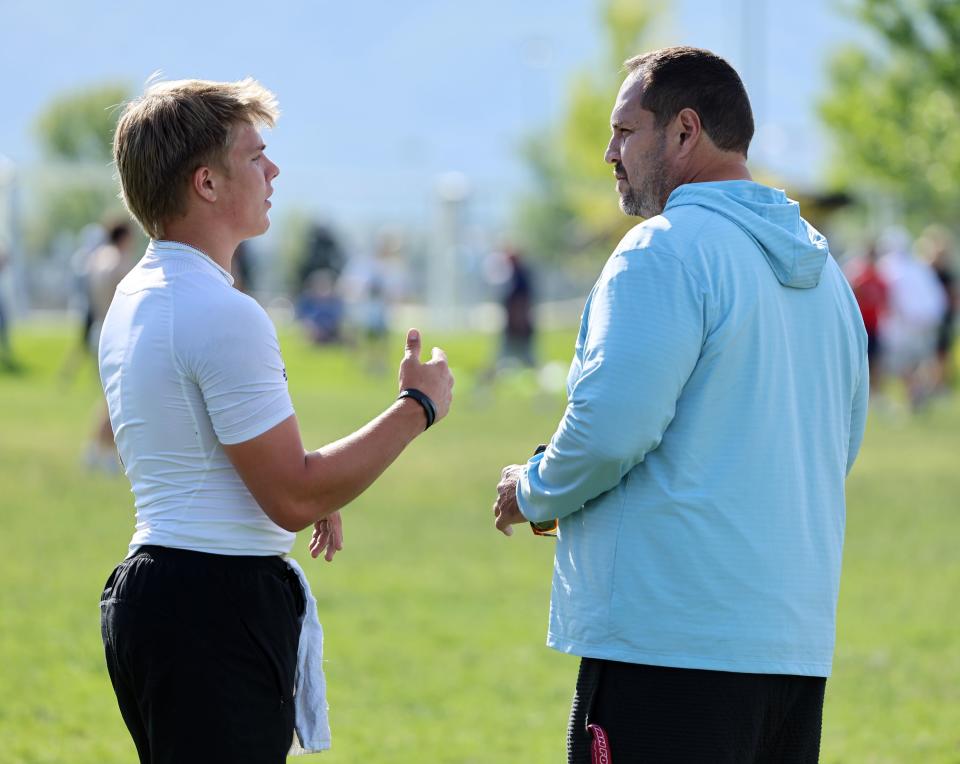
[{"xmin": 664, "ymin": 180, "xmax": 829, "ymax": 289}]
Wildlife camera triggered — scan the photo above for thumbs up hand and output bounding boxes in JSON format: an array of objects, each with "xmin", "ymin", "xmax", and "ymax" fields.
[{"xmin": 398, "ymin": 328, "xmax": 454, "ymax": 424}]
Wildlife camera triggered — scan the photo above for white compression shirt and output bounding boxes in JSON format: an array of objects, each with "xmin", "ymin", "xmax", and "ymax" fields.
[{"xmin": 98, "ymin": 240, "xmax": 296, "ymax": 556}]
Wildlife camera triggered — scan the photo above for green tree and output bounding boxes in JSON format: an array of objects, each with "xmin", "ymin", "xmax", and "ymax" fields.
[
  {"xmin": 819, "ymin": 0, "xmax": 960, "ymax": 227},
  {"xmin": 514, "ymin": 0, "xmax": 660, "ymax": 267},
  {"xmin": 35, "ymin": 83, "xmax": 129, "ymax": 163},
  {"xmin": 28, "ymin": 83, "xmax": 131, "ymax": 256}
]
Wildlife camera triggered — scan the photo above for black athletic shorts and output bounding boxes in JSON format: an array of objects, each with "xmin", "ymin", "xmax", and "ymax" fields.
[
  {"xmin": 568, "ymin": 658, "xmax": 826, "ymax": 764},
  {"xmin": 99, "ymin": 545, "xmax": 305, "ymax": 764}
]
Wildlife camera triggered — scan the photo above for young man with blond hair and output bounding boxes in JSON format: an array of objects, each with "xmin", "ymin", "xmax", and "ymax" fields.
[{"xmin": 99, "ymin": 77, "xmax": 454, "ymax": 763}]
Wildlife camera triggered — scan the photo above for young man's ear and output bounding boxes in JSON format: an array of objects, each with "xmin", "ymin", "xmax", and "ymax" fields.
[{"xmin": 192, "ymin": 166, "xmax": 218, "ymax": 203}]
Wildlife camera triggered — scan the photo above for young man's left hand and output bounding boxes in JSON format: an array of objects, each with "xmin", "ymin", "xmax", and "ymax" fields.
[{"xmin": 309, "ymin": 511, "xmax": 344, "ymax": 561}]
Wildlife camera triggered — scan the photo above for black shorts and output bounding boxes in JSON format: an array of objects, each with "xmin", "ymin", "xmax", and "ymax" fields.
[
  {"xmin": 568, "ymin": 658, "xmax": 826, "ymax": 764},
  {"xmin": 99, "ymin": 545, "xmax": 304, "ymax": 764}
]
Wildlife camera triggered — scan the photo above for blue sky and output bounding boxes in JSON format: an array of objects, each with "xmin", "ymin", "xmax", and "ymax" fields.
[{"xmin": 2, "ymin": 0, "xmax": 867, "ymax": 235}]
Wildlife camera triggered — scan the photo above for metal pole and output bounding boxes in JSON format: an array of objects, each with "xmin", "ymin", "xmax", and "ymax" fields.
[
  {"xmin": 431, "ymin": 172, "xmax": 470, "ymax": 330},
  {"xmin": 0, "ymin": 155, "xmax": 27, "ymax": 318}
]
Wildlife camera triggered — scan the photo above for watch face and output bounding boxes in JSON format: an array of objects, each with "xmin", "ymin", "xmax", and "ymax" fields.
[{"xmin": 530, "ymin": 519, "xmax": 558, "ymax": 537}]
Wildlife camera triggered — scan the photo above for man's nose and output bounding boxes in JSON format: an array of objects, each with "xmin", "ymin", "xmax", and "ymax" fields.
[
  {"xmin": 604, "ymin": 137, "xmax": 618, "ymax": 165},
  {"xmin": 267, "ymin": 158, "xmax": 280, "ymax": 180}
]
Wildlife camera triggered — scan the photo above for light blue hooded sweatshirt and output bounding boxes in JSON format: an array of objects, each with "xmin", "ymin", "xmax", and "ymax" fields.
[{"xmin": 517, "ymin": 180, "xmax": 868, "ymax": 677}]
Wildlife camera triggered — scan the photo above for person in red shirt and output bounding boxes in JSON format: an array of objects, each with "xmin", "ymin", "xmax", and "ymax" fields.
[{"xmin": 847, "ymin": 243, "xmax": 889, "ymax": 392}]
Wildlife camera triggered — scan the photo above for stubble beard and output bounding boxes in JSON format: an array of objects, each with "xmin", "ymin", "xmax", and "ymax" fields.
[{"xmin": 619, "ymin": 133, "xmax": 673, "ymax": 219}]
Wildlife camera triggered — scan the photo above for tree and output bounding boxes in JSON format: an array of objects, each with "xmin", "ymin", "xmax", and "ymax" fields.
[
  {"xmin": 513, "ymin": 0, "xmax": 661, "ymax": 268},
  {"xmin": 819, "ymin": 0, "xmax": 960, "ymax": 227},
  {"xmin": 35, "ymin": 83, "xmax": 129, "ymax": 163},
  {"xmin": 27, "ymin": 83, "xmax": 131, "ymax": 256}
]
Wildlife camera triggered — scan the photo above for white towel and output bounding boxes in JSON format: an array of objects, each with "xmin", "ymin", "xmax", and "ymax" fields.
[{"xmin": 285, "ymin": 557, "xmax": 332, "ymax": 754}]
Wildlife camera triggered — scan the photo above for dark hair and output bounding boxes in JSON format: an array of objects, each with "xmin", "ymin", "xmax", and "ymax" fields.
[
  {"xmin": 624, "ymin": 47, "xmax": 754, "ymax": 157},
  {"xmin": 107, "ymin": 221, "xmax": 132, "ymax": 245}
]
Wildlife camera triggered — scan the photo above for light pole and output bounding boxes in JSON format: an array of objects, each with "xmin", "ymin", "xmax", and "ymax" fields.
[
  {"xmin": 431, "ymin": 171, "xmax": 470, "ymax": 329},
  {"xmin": 0, "ymin": 154, "xmax": 26, "ymax": 317}
]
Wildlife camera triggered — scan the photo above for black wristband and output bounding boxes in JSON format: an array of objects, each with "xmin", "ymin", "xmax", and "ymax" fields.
[{"xmin": 397, "ymin": 388, "xmax": 436, "ymax": 430}]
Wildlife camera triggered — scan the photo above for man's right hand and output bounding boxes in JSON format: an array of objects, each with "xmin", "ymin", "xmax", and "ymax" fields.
[
  {"xmin": 398, "ymin": 328, "xmax": 454, "ymax": 423},
  {"xmin": 493, "ymin": 464, "xmax": 526, "ymax": 536}
]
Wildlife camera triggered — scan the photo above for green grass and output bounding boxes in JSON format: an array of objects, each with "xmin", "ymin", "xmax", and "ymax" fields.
[{"xmin": 1, "ymin": 324, "xmax": 958, "ymax": 763}]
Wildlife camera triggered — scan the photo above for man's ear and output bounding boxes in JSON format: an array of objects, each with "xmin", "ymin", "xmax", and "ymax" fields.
[
  {"xmin": 675, "ymin": 108, "xmax": 702, "ymax": 157},
  {"xmin": 192, "ymin": 165, "xmax": 218, "ymax": 203}
]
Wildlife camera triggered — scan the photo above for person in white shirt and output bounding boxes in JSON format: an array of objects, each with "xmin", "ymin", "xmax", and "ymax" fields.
[
  {"xmin": 98, "ymin": 77, "xmax": 454, "ymax": 763},
  {"xmin": 877, "ymin": 227, "xmax": 947, "ymax": 409},
  {"xmin": 84, "ymin": 221, "xmax": 135, "ymax": 472}
]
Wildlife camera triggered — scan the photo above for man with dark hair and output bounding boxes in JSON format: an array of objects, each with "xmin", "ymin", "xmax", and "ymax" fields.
[
  {"xmin": 493, "ymin": 47, "xmax": 867, "ymax": 763},
  {"xmin": 628, "ymin": 46, "xmax": 755, "ymax": 156}
]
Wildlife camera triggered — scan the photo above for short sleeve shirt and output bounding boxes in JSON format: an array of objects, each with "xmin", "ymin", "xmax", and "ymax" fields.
[{"xmin": 98, "ymin": 240, "xmax": 296, "ymax": 556}]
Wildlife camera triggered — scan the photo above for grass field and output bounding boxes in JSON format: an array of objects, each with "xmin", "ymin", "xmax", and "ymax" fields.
[{"xmin": 1, "ymin": 323, "xmax": 958, "ymax": 763}]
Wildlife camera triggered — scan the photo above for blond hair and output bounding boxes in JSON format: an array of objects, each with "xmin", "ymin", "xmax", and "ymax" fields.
[{"xmin": 113, "ymin": 77, "xmax": 279, "ymax": 239}]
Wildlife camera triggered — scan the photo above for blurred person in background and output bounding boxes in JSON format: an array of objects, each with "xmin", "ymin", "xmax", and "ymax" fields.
[
  {"xmin": 0, "ymin": 243, "xmax": 19, "ymax": 372},
  {"xmin": 87, "ymin": 222, "xmax": 136, "ymax": 352},
  {"xmin": 59, "ymin": 222, "xmax": 105, "ymax": 383},
  {"xmin": 488, "ymin": 245, "xmax": 537, "ymax": 372},
  {"xmin": 878, "ymin": 227, "xmax": 946, "ymax": 410},
  {"xmin": 296, "ymin": 223, "xmax": 347, "ymax": 294},
  {"xmin": 84, "ymin": 221, "xmax": 136, "ymax": 472},
  {"xmin": 479, "ymin": 245, "xmax": 538, "ymax": 385},
  {"xmin": 845, "ymin": 240, "xmax": 889, "ymax": 394},
  {"xmin": 231, "ymin": 239, "xmax": 254, "ymax": 293},
  {"xmin": 492, "ymin": 47, "xmax": 867, "ymax": 764},
  {"xmin": 344, "ymin": 231, "xmax": 406, "ymax": 375},
  {"xmin": 916, "ymin": 225, "xmax": 957, "ymax": 393},
  {"xmin": 99, "ymin": 77, "xmax": 453, "ymax": 763},
  {"xmin": 295, "ymin": 268, "xmax": 345, "ymax": 344}
]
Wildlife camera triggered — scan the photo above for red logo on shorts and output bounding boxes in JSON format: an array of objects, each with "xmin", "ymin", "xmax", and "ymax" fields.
[{"xmin": 588, "ymin": 723, "xmax": 611, "ymax": 764}]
